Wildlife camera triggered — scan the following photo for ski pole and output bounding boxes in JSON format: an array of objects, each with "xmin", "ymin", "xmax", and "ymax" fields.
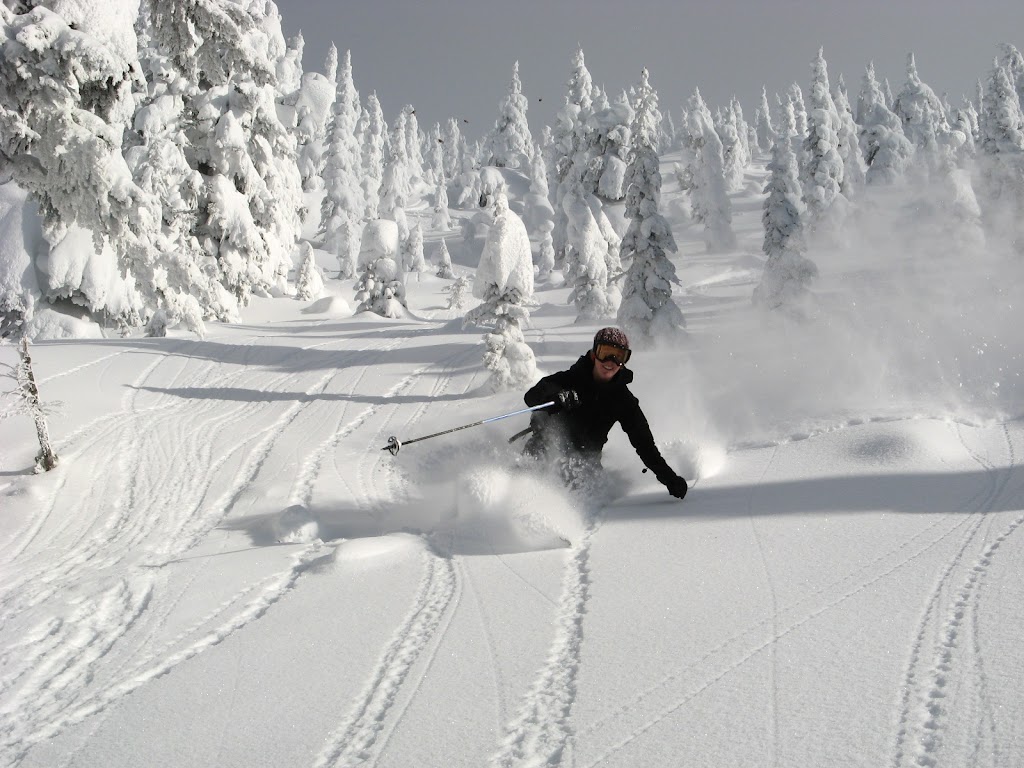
[{"xmin": 382, "ymin": 401, "xmax": 556, "ymax": 455}]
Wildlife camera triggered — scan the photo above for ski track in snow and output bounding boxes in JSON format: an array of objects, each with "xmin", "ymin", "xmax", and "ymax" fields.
[
  {"xmin": 487, "ymin": 514, "xmax": 599, "ymax": 768},
  {"xmin": 311, "ymin": 341, "xmax": 489, "ymax": 768},
  {"xmin": 312, "ymin": 549, "xmax": 457, "ymax": 768},
  {"xmin": 574, "ymin": 425, "xmax": 1014, "ymax": 767},
  {"xmin": 891, "ymin": 423, "xmax": 1021, "ymax": 768},
  {"xmin": 0, "ymin": 330, "xmax": 421, "ymax": 763}
]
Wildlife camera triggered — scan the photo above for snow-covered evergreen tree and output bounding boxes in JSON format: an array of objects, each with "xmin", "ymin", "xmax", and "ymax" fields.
[
  {"xmin": 687, "ymin": 88, "xmax": 736, "ymax": 252},
  {"xmin": 129, "ymin": 47, "xmax": 229, "ymax": 331},
  {"xmin": 354, "ymin": 219, "xmax": 406, "ymax": 317},
  {"xmin": 718, "ymin": 104, "xmax": 747, "ymax": 193},
  {"xmin": 551, "ymin": 47, "xmax": 598, "ymax": 261},
  {"xmin": 789, "ymin": 83, "xmax": 809, "ymax": 142},
  {"xmin": 858, "ymin": 62, "xmax": 914, "ymax": 185},
  {"xmin": 537, "ymin": 221, "xmax": 555, "ymax": 281},
  {"xmin": 403, "ymin": 221, "xmax": 427, "ymax": 275},
  {"xmin": 432, "ymin": 175, "xmax": 452, "ymax": 231},
  {"xmin": 295, "ymin": 242, "xmax": 324, "ymax": 300},
  {"xmin": 442, "ymin": 118, "xmax": 464, "ymax": 181},
  {"xmin": 892, "ymin": 53, "xmax": 952, "ymax": 172},
  {"xmin": 361, "ymin": 93, "xmax": 387, "ymax": 219},
  {"xmin": 999, "ymin": 43, "xmax": 1024, "ymax": 110},
  {"xmin": 403, "ymin": 105, "xmax": 424, "ymax": 186},
  {"xmin": 465, "ymin": 194, "xmax": 538, "ymax": 390},
  {"xmin": 436, "ymin": 238, "xmax": 454, "ymax": 279},
  {"xmin": 150, "ymin": 0, "xmax": 303, "ymax": 307},
  {"xmin": 524, "ymin": 140, "xmax": 555, "ymax": 232},
  {"xmin": 0, "ymin": 3, "xmax": 216, "ymax": 333},
  {"xmin": 616, "ymin": 69, "xmax": 685, "ymax": 345},
  {"xmin": 487, "ymin": 61, "xmax": 533, "ymax": 169},
  {"xmin": 755, "ymin": 86, "xmax": 776, "ymax": 153},
  {"xmin": 800, "ymin": 48, "xmax": 847, "ymax": 234},
  {"xmin": 562, "ymin": 192, "xmax": 615, "ymax": 321},
  {"xmin": 319, "ymin": 50, "xmax": 363, "ymax": 278},
  {"xmin": 592, "ymin": 92, "xmax": 633, "ymax": 201},
  {"xmin": 380, "ymin": 109, "xmax": 413, "ymax": 218},
  {"xmin": 978, "ymin": 59, "xmax": 1024, "ymax": 249},
  {"xmin": 832, "ymin": 75, "xmax": 866, "ymax": 196},
  {"xmin": 754, "ymin": 132, "xmax": 817, "ymax": 312}
]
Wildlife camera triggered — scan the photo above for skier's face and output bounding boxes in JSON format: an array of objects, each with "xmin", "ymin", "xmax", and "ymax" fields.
[{"xmin": 590, "ymin": 351, "xmax": 620, "ymax": 383}]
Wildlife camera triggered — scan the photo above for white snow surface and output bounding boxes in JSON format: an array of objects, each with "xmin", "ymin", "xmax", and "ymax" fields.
[{"xmin": 2, "ymin": 153, "xmax": 1024, "ymax": 768}]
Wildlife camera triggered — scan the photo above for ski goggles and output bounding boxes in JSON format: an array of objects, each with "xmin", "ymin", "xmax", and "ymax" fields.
[{"xmin": 593, "ymin": 343, "xmax": 631, "ymax": 366}]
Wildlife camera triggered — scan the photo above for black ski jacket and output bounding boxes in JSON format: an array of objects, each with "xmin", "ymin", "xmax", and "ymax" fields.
[{"xmin": 523, "ymin": 354, "xmax": 679, "ymax": 485}]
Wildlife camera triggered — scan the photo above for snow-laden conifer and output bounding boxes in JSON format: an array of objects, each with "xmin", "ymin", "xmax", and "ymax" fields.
[
  {"xmin": 687, "ymin": 89, "xmax": 737, "ymax": 252},
  {"xmin": 432, "ymin": 175, "xmax": 452, "ymax": 231},
  {"xmin": 319, "ymin": 50, "xmax": 363, "ymax": 278},
  {"xmin": 892, "ymin": 54, "xmax": 953, "ymax": 171},
  {"xmin": 858, "ymin": 62, "xmax": 914, "ymax": 185},
  {"xmin": 361, "ymin": 94, "xmax": 387, "ymax": 219},
  {"xmin": 537, "ymin": 221, "xmax": 556, "ymax": 281},
  {"xmin": 487, "ymin": 62, "xmax": 534, "ymax": 169},
  {"xmin": 150, "ymin": 0, "xmax": 303, "ymax": 307},
  {"xmin": 616, "ymin": 69, "xmax": 685, "ymax": 345},
  {"xmin": 465, "ymin": 194, "xmax": 538, "ymax": 390},
  {"xmin": 592, "ymin": 92, "xmax": 633, "ymax": 201},
  {"xmin": 754, "ymin": 132, "xmax": 817, "ymax": 312},
  {"xmin": 551, "ymin": 47, "xmax": 598, "ymax": 261},
  {"xmin": 442, "ymin": 118, "xmax": 464, "ymax": 181},
  {"xmin": 755, "ymin": 86, "xmax": 776, "ymax": 153},
  {"xmin": 403, "ymin": 221, "xmax": 427, "ymax": 275},
  {"xmin": 354, "ymin": 219, "xmax": 406, "ymax": 317},
  {"xmin": 833, "ymin": 76, "xmax": 866, "ymax": 196},
  {"xmin": 404, "ymin": 106, "xmax": 424, "ymax": 185},
  {"xmin": 524, "ymin": 140, "xmax": 555, "ymax": 233},
  {"xmin": 800, "ymin": 48, "xmax": 847, "ymax": 234},
  {"xmin": 295, "ymin": 242, "xmax": 324, "ymax": 300},
  {"xmin": 380, "ymin": 110, "xmax": 413, "ymax": 218},
  {"xmin": 978, "ymin": 59, "xmax": 1024, "ymax": 249},
  {"xmin": 436, "ymin": 238, "xmax": 454, "ymax": 279},
  {"xmin": 0, "ymin": 5, "xmax": 156, "ymax": 328},
  {"xmin": 718, "ymin": 104, "xmax": 747, "ymax": 193}
]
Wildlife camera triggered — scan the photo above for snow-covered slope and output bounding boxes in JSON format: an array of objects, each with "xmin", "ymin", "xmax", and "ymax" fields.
[{"xmin": 2, "ymin": 153, "xmax": 1023, "ymax": 768}]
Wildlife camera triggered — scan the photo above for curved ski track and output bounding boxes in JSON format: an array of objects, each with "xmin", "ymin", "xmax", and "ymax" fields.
[
  {"xmin": 572, "ymin": 422, "xmax": 1018, "ymax": 768},
  {"xmin": 891, "ymin": 423, "xmax": 1021, "ymax": 768},
  {"xmin": 0, "ymin": 330, "xmax": 418, "ymax": 764}
]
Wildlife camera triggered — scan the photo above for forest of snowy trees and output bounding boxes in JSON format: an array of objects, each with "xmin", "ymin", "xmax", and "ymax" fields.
[{"xmin": 1, "ymin": 1, "xmax": 1023, "ymax": 374}]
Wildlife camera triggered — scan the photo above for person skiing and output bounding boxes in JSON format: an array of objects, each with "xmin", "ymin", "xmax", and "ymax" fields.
[{"xmin": 521, "ymin": 327, "xmax": 689, "ymax": 499}]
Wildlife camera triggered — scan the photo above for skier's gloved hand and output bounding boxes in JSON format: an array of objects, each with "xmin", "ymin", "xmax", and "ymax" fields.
[
  {"xmin": 665, "ymin": 476, "xmax": 688, "ymax": 500},
  {"xmin": 556, "ymin": 389, "xmax": 580, "ymax": 411}
]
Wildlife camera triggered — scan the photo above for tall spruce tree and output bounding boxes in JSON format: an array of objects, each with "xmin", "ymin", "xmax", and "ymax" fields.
[{"xmin": 616, "ymin": 69, "xmax": 685, "ymax": 344}]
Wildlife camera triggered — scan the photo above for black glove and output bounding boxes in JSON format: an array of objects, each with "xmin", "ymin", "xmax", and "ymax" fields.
[
  {"xmin": 556, "ymin": 389, "xmax": 580, "ymax": 411},
  {"xmin": 665, "ymin": 476, "xmax": 688, "ymax": 500}
]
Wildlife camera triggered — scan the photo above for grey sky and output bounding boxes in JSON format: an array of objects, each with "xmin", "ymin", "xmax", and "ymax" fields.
[{"xmin": 277, "ymin": 0, "xmax": 1023, "ymax": 136}]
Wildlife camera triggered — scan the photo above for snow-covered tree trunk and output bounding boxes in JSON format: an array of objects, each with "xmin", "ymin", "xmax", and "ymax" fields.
[{"xmin": 15, "ymin": 338, "xmax": 58, "ymax": 472}]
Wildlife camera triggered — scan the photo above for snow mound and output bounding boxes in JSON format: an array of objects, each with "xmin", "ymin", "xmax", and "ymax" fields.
[
  {"xmin": 301, "ymin": 295, "xmax": 352, "ymax": 316},
  {"xmin": 24, "ymin": 307, "xmax": 104, "ymax": 341}
]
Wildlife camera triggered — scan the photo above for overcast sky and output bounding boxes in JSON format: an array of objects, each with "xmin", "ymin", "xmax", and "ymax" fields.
[{"xmin": 276, "ymin": 0, "xmax": 1024, "ymax": 136}]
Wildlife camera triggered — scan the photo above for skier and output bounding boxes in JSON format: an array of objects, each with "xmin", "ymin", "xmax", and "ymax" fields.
[{"xmin": 521, "ymin": 327, "xmax": 689, "ymax": 499}]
